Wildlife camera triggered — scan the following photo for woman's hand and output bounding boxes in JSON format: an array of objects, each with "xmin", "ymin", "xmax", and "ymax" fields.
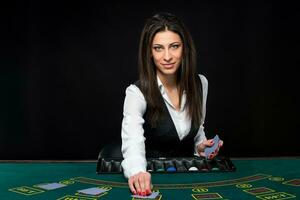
[
  {"xmin": 197, "ymin": 139, "xmax": 223, "ymax": 159},
  {"xmin": 128, "ymin": 171, "xmax": 152, "ymax": 196}
]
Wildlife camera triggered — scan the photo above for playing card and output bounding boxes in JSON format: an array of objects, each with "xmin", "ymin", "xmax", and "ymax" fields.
[
  {"xmin": 78, "ymin": 187, "xmax": 108, "ymax": 195},
  {"xmin": 204, "ymin": 135, "xmax": 220, "ymax": 158},
  {"xmin": 131, "ymin": 191, "xmax": 159, "ymax": 199},
  {"xmin": 35, "ymin": 183, "xmax": 66, "ymax": 190}
]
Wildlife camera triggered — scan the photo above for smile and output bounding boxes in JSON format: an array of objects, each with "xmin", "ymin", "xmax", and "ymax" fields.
[{"xmin": 162, "ymin": 63, "xmax": 176, "ymax": 68}]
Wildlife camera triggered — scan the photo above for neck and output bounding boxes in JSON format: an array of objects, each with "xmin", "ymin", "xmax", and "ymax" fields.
[{"xmin": 157, "ymin": 72, "xmax": 178, "ymax": 89}]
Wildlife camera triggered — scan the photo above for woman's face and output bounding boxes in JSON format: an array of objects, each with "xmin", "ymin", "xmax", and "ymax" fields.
[{"xmin": 151, "ymin": 30, "xmax": 183, "ymax": 77}]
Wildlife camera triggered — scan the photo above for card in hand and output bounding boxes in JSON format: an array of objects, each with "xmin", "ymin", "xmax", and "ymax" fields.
[
  {"xmin": 204, "ymin": 134, "xmax": 220, "ymax": 159},
  {"xmin": 131, "ymin": 191, "xmax": 159, "ymax": 199}
]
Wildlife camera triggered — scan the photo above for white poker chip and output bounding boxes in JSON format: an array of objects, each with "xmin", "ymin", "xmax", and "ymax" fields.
[{"xmin": 188, "ymin": 167, "xmax": 198, "ymax": 171}]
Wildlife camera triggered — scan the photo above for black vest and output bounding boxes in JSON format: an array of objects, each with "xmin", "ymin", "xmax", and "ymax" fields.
[{"xmin": 135, "ymin": 78, "xmax": 202, "ymax": 158}]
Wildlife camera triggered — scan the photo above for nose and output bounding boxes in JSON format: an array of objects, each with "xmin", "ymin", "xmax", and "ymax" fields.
[{"xmin": 163, "ymin": 49, "xmax": 173, "ymax": 62}]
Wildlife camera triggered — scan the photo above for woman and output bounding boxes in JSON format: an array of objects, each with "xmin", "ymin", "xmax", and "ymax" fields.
[{"xmin": 121, "ymin": 12, "xmax": 223, "ymax": 196}]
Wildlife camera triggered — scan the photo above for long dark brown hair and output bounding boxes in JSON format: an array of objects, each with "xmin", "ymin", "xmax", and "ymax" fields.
[{"xmin": 138, "ymin": 12, "xmax": 203, "ymax": 128}]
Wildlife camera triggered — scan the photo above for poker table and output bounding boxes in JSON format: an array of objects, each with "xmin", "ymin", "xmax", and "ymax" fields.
[{"xmin": 1, "ymin": 157, "xmax": 299, "ymax": 200}]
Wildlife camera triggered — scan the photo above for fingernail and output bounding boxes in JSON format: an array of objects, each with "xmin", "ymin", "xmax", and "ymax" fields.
[
  {"xmin": 142, "ymin": 191, "xmax": 146, "ymax": 196},
  {"xmin": 133, "ymin": 191, "xmax": 136, "ymax": 195}
]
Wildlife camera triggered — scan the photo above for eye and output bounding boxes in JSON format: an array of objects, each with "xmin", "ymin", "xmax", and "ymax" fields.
[
  {"xmin": 153, "ymin": 46, "xmax": 163, "ymax": 52},
  {"xmin": 171, "ymin": 44, "xmax": 180, "ymax": 49}
]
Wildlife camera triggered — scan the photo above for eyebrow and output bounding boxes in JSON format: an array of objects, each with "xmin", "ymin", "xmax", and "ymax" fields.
[{"xmin": 152, "ymin": 42, "xmax": 181, "ymax": 46}]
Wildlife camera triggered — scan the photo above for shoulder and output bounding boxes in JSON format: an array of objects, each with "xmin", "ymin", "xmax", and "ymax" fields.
[
  {"xmin": 198, "ymin": 74, "xmax": 208, "ymax": 91},
  {"xmin": 198, "ymin": 74, "xmax": 208, "ymax": 86},
  {"xmin": 125, "ymin": 84, "xmax": 145, "ymax": 101},
  {"xmin": 123, "ymin": 84, "xmax": 147, "ymax": 114}
]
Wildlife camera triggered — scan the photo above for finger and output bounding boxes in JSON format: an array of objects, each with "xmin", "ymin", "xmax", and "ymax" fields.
[
  {"xmin": 209, "ymin": 152, "xmax": 216, "ymax": 159},
  {"xmin": 128, "ymin": 178, "xmax": 136, "ymax": 195},
  {"xmin": 218, "ymin": 140, "xmax": 223, "ymax": 147},
  {"xmin": 138, "ymin": 175, "xmax": 146, "ymax": 195},
  {"xmin": 134, "ymin": 177, "xmax": 141, "ymax": 195},
  {"xmin": 214, "ymin": 147, "xmax": 220, "ymax": 154},
  {"xmin": 144, "ymin": 173, "xmax": 151, "ymax": 195},
  {"xmin": 215, "ymin": 142, "xmax": 224, "ymax": 154},
  {"xmin": 200, "ymin": 140, "xmax": 213, "ymax": 151},
  {"xmin": 206, "ymin": 139, "xmax": 214, "ymax": 147}
]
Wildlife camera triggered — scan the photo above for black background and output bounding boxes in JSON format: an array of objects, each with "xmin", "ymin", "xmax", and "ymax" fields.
[{"xmin": 1, "ymin": 1, "xmax": 299, "ymax": 159}]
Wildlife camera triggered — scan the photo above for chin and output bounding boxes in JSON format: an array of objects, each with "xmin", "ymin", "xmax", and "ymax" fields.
[{"xmin": 160, "ymin": 69, "xmax": 178, "ymax": 76}]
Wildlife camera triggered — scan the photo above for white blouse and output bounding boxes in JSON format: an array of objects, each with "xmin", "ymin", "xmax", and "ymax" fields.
[{"xmin": 121, "ymin": 74, "xmax": 208, "ymax": 178}]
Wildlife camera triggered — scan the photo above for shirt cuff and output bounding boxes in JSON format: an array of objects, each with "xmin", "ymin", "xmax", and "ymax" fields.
[{"xmin": 121, "ymin": 156, "xmax": 147, "ymax": 178}]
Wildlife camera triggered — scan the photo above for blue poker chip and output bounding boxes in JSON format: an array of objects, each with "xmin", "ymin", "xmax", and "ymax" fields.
[{"xmin": 166, "ymin": 167, "xmax": 176, "ymax": 172}]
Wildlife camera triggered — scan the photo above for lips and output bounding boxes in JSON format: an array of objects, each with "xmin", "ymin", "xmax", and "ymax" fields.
[{"xmin": 162, "ymin": 62, "xmax": 176, "ymax": 69}]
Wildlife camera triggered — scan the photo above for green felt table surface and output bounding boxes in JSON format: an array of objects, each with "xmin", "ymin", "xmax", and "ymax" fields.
[{"xmin": 0, "ymin": 158, "xmax": 299, "ymax": 200}]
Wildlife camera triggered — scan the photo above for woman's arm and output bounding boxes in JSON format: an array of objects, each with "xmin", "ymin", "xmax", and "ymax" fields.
[
  {"xmin": 121, "ymin": 84, "xmax": 147, "ymax": 178},
  {"xmin": 194, "ymin": 75, "xmax": 223, "ymax": 158},
  {"xmin": 121, "ymin": 84, "xmax": 152, "ymax": 195},
  {"xmin": 194, "ymin": 74, "xmax": 208, "ymax": 155}
]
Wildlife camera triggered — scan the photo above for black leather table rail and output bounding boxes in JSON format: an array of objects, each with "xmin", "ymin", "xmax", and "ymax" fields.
[{"xmin": 96, "ymin": 156, "xmax": 236, "ymax": 174}]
